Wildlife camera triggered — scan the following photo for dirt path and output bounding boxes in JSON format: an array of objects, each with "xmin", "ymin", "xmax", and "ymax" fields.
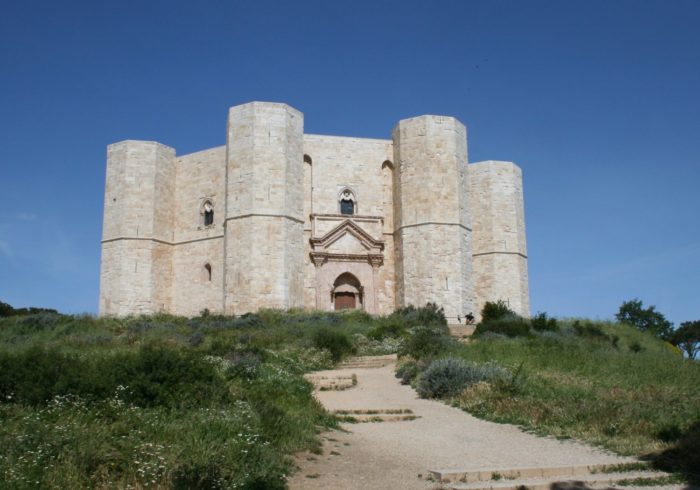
[{"xmin": 288, "ymin": 363, "xmax": 631, "ymax": 489}]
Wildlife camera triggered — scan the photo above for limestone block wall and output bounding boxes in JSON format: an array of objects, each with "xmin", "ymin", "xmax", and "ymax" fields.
[
  {"xmin": 468, "ymin": 161, "xmax": 529, "ymax": 318},
  {"xmin": 173, "ymin": 146, "xmax": 226, "ymax": 243},
  {"xmin": 170, "ymin": 239, "xmax": 224, "ymax": 316},
  {"xmin": 303, "ymin": 135, "xmax": 393, "ymax": 216},
  {"xmin": 224, "ymin": 102, "xmax": 305, "ymax": 314},
  {"xmin": 392, "ymin": 116, "xmax": 475, "ymax": 321},
  {"xmin": 99, "ymin": 102, "xmax": 529, "ymax": 319},
  {"xmin": 99, "ymin": 141, "xmax": 175, "ymax": 315},
  {"xmin": 168, "ymin": 146, "xmax": 226, "ymax": 315},
  {"xmin": 301, "ymin": 134, "xmax": 396, "ymax": 314}
]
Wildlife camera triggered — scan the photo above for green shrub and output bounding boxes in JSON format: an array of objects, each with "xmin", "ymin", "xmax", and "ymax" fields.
[
  {"xmin": 481, "ymin": 300, "xmax": 514, "ymax": 323},
  {"xmin": 653, "ymin": 420, "xmax": 700, "ymax": 483},
  {"xmin": 366, "ymin": 316, "xmax": 406, "ymax": 340},
  {"xmin": 312, "ymin": 328, "xmax": 354, "ymax": 362},
  {"xmin": 572, "ymin": 320, "xmax": 619, "ymax": 348},
  {"xmin": 399, "ymin": 326, "xmax": 453, "ymax": 359},
  {"xmin": 474, "ymin": 315, "xmax": 531, "ymax": 338},
  {"xmin": 225, "ymin": 350, "xmax": 263, "ymax": 380},
  {"xmin": 187, "ymin": 312, "xmax": 236, "ymax": 330},
  {"xmin": 352, "ymin": 333, "xmax": 402, "ymax": 356},
  {"xmin": 14, "ymin": 312, "xmax": 64, "ymax": 330},
  {"xmin": 0, "ymin": 344, "xmax": 232, "ymax": 408},
  {"xmin": 416, "ymin": 358, "xmax": 508, "ymax": 399},
  {"xmin": 231, "ymin": 312, "xmax": 265, "ymax": 329},
  {"xmin": 531, "ymin": 312, "xmax": 558, "ymax": 332},
  {"xmin": 244, "ymin": 364, "xmax": 335, "ymax": 452},
  {"xmin": 390, "ymin": 303, "xmax": 448, "ymax": 329},
  {"xmin": 0, "ymin": 300, "xmax": 59, "ymax": 318},
  {"xmin": 395, "ymin": 359, "xmax": 421, "ymax": 385}
]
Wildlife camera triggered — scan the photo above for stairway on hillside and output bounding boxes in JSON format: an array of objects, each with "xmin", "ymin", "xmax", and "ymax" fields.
[
  {"xmin": 336, "ymin": 354, "xmax": 397, "ymax": 369},
  {"xmin": 431, "ymin": 463, "xmax": 678, "ymax": 490}
]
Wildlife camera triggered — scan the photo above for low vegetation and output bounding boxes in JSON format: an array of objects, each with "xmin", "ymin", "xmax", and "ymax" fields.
[
  {"xmin": 2, "ymin": 300, "xmax": 698, "ymax": 486},
  {"xmin": 396, "ymin": 301, "xmax": 700, "ymax": 483},
  {"xmin": 0, "ymin": 305, "xmax": 442, "ymax": 488},
  {"xmin": 0, "ymin": 308, "xmax": 373, "ymax": 488}
]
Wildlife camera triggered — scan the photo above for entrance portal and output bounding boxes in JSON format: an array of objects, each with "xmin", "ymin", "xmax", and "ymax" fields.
[
  {"xmin": 332, "ymin": 272, "xmax": 362, "ymax": 311},
  {"xmin": 334, "ymin": 292, "xmax": 356, "ymax": 310}
]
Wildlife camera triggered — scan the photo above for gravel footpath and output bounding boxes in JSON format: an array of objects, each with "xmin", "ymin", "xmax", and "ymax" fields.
[{"xmin": 288, "ymin": 363, "xmax": 631, "ymax": 489}]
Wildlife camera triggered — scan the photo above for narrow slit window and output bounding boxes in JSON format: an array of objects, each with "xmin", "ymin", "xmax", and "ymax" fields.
[{"xmin": 204, "ymin": 263, "xmax": 212, "ymax": 281}]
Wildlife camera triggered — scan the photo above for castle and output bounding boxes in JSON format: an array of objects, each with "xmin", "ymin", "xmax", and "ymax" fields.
[{"xmin": 99, "ymin": 102, "xmax": 529, "ymax": 322}]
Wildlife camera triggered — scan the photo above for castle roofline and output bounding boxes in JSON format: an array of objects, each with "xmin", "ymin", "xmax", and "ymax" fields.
[
  {"xmin": 304, "ymin": 133, "xmax": 391, "ymax": 144},
  {"xmin": 469, "ymin": 160, "xmax": 522, "ymax": 172}
]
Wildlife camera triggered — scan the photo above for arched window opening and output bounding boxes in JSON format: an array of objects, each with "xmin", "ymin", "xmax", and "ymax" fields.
[
  {"xmin": 339, "ymin": 189, "xmax": 356, "ymax": 215},
  {"xmin": 381, "ymin": 160, "xmax": 394, "ymax": 231},
  {"xmin": 202, "ymin": 200, "xmax": 214, "ymax": 227},
  {"xmin": 304, "ymin": 154, "xmax": 313, "ymax": 218},
  {"xmin": 204, "ymin": 263, "xmax": 212, "ymax": 282},
  {"xmin": 340, "ymin": 199, "xmax": 354, "ymax": 215}
]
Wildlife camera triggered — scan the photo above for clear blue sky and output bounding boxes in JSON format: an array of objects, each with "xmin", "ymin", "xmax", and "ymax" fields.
[{"xmin": 1, "ymin": 1, "xmax": 698, "ymax": 324}]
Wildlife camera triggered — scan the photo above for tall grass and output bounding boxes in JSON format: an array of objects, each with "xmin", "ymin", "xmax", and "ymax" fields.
[
  {"xmin": 449, "ymin": 320, "xmax": 699, "ymax": 481},
  {"xmin": 0, "ymin": 305, "xmax": 436, "ymax": 488},
  {"xmin": 0, "ymin": 309, "xmax": 382, "ymax": 488}
]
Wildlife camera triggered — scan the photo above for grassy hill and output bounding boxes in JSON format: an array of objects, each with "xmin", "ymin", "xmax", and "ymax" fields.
[
  {"xmin": 396, "ymin": 316, "xmax": 700, "ymax": 484},
  {"xmin": 0, "ymin": 306, "xmax": 698, "ymax": 487},
  {"xmin": 0, "ymin": 307, "xmax": 417, "ymax": 488}
]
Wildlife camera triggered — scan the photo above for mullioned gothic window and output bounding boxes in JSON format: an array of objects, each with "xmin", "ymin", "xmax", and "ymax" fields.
[
  {"xmin": 202, "ymin": 200, "xmax": 214, "ymax": 227},
  {"xmin": 339, "ymin": 189, "xmax": 356, "ymax": 215}
]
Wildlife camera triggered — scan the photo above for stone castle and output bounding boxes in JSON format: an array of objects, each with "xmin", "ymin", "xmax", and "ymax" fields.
[{"xmin": 99, "ymin": 102, "xmax": 529, "ymax": 322}]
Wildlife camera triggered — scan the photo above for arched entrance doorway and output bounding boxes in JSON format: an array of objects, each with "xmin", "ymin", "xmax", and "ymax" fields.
[{"xmin": 332, "ymin": 272, "xmax": 362, "ymax": 310}]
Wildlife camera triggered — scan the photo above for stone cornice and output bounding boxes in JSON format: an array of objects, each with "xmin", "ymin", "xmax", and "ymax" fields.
[
  {"xmin": 395, "ymin": 222, "xmax": 472, "ymax": 232},
  {"xmin": 225, "ymin": 213, "xmax": 304, "ymax": 224},
  {"xmin": 310, "ymin": 251, "xmax": 384, "ymax": 267},
  {"xmin": 101, "ymin": 235, "xmax": 224, "ymax": 246},
  {"xmin": 311, "ymin": 213, "xmax": 384, "ymax": 221},
  {"xmin": 472, "ymin": 251, "xmax": 528, "ymax": 259}
]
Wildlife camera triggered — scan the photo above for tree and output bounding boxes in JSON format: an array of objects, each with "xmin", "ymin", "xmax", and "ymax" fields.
[
  {"xmin": 0, "ymin": 301, "xmax": 14, "ymax": 317},
  {"xmin": 615, "ymin": 299, "xmax": 673, "ymax": 340},
  {"xmin": 481, "ymin": 300, "xmax": 515, "ymax": 323},
  {"xmin": 670, "ymin": 321, "xmax": 700, "ymax": 360},
  {"xmin": 0, "ymin": 301, "xmax": 58, "ymax": 318}
]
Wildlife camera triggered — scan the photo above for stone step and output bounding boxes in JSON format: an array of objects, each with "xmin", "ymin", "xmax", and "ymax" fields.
[
  {"xmin": 304, "ymin": 374, "xmax": 357, "ymax": 391},
  {"xmin": 337, "ymin": 355, "xmax": 396, "ymax": 369},
  {"xmin": 449, "ymin": 325, "xmax": 476, "ymax": 338},
  {"xmin": 332, "ymin": 408, "xmax": 418, "ymax": 423},
  {"xmin": 430, "ymin": 463, "xmax": 650, "ymax": 484},
  {"xmin": 335, "ymin": 363, "xmax": 391, "ymax": 367},
  {"xmin": 337, "ymin": 363, "xmax": 388, "ymax": 369},
  {"xmin": 446, "ymin": 471, "xmax": 672, "ymax": 490}
]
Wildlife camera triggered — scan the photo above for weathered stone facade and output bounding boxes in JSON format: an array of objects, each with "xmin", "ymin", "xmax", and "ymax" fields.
[{"xmin": 99, "ymin": 101, "xmax": 529, "ymax": 322}]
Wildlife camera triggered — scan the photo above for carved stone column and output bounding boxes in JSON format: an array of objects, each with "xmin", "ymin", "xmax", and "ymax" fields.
[
  {"xmin": 369, "ymin": 255, "xmax": 383, "ymax": 315},
  {"xmin": 311, "ymin": 254, "xmax": 327, "ymax": 310}
]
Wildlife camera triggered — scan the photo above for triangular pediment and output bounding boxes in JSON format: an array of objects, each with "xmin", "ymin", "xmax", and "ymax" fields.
[
  {"xmin": 327, "ymin": 232, "xmax": 370, "ymax": 254},
  {"xmin": 310, "ymin": 219, "xmax": 384, "ymax": 253}
]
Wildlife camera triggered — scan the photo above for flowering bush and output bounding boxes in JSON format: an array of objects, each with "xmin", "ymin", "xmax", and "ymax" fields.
[
  {"xmin": 416, "ymin": 358, "xmax": 509, "ymax": 399},
  {"xmin": 352, "ymin": 333, "xmax": 403, "ymax": 356}
]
